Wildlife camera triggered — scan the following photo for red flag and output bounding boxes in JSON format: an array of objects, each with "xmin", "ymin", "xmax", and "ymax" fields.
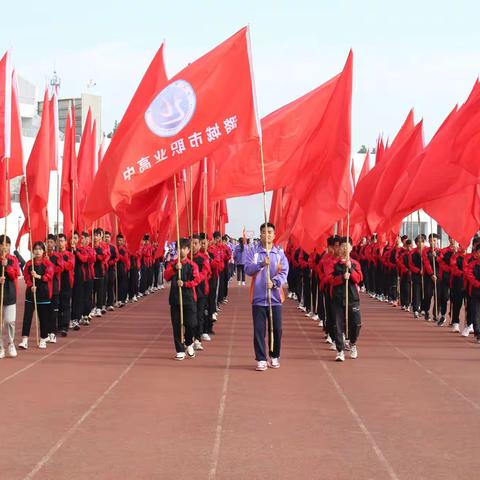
[
  {"xmin": 60, "ymin": 103, "xmax": 77, "ymax": 237},
  {"xmin": 211, "ymin": 52, "xmax": 351, "ymax": 200},
  {"xmin": 76, "ymin": 110, "xmax": 95, "ymax": 230},
  {"xmin": 17, "ymin": 89, "xmax": 51, "ymax": 246},
  {"xmin": 374, "ymin": 137, "xmax": 385, "ymax": 165},
  {"xmin": 9, "ymin": 70, "xmax": 23, "ymax": 178},
  {"xmin": 48, "ymin": 92, "xmax": 59, "ymax": 171},
  {"xmin": 85, "ymin": 28, "xmax": 259, "ymax": 222},
  {"xmin": 0, "ymin": 51, "xmax": 12, "ymax": 162}
]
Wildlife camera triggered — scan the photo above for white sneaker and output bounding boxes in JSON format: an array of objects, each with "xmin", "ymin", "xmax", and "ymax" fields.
[
  {"xmin": 335, "ymin": 351, "xmax": 345, "ymax": 362},
  {"xmin": 194, "ymin": 340, "xmax": 204, "ymax": 351},
  {"xmin": 287, "ymin": 292, "xmax": 293, "ymax": 299},
  {"xmin": 325, "ymin": 335, "xmax": 333, "ymax": 345},
  {"xmin": 299, "ymin": 306, "xmax": 306, "ymax": 312},
  {"xmin": 269, "ymin": 357, "xmax": 280, "ymax": 369},
  {"xmin": 69, "ymin": 320, "xmax": 74, "ymax": 329},
  {"xmin": 46, "ymin": 333, "xmax": 57, "ymax": 344},
  {"xmin": 201, "ymin": 333, "xmax": 211, "ymax": 342},
  {"xmin": 18, "ymin": 337, "xmax": 28, "ymax": 350},
  {"xmin": 256, "ymin": 360, "xmax": 268, "ymax": 371},
  {"xmin": 305, "ymin": 312, "xmax": 312, "ymax": 317},
  {"xmin": 452, "ymin": 324, "xmax": 460, "ymax": 333},
  {"xmin": 329, "ymin": 343, "xmax": 337, "ymax": 351},
  {"xmin": 0, "ymin": 347, "xmax": 5, "ymax": 359},
  {"xmin": 292, "ymin": 294, "xmax": 298, "ymax": 300},
  {"xmin": 212, "ymin": 313, "xmax": 218, "ymax": 321},
  {"xmin": 242, "ymin": 281, "xmax": 246, "ymax": 286},
  {"xmin": 160, "ymin": 285, "xmax": 165, "ymax": 289},
  {"xmin": 461, "ymin": 326, "xmax": 471, "ymax": 337},
  {"xmin": 318, "ymin": 320, "xmax": 324, "ymax": 327},
  {"xmin": 350, "ymin": 345, "xmax": 358, "ymax": 359},
  {"xmin": 175, "ymin": 352, "xmax": 186, "ymax": 361},
  {"xmin": 95, "ymin": 309, "xmax": 102, "ymax": 317},
  {"xmin": 312, "ymin": 314, "xmax": 319, "ymax": 321},
  {"xmin": 39, "ymin": 339, "xmax": 47, "ymax": 349},
  {"xmin": 468, "ymin": 324, "xmax": 474, "ymax": 333},
  {"xmin": 133, "ymin": 295, "xmax": 138, "ymax": 302},
  {"xmin": 186, "ymin": 344, "xmax": 196, "ymax": 358},
  {"xmin": 107, "ymin": 306, "xmax": 115, "ymax": 311},
  {"xmin": 7, "ymin": 343, "xmax": 17, "ymax": 358}
]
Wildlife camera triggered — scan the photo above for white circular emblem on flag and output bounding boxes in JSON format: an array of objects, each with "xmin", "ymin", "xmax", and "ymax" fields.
[{"xmin": 144, "ymin": 80, "xmax": 196, "ymax": 138}]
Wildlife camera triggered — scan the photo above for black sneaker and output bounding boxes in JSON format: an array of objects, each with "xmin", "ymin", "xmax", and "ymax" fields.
[
  {"xmin": 60, "ymin": 329, "xmax": 68, "ymax": 337},
  {"xmin": 437, "ymin": 316, "xmax": 446, "ymax": 327}
]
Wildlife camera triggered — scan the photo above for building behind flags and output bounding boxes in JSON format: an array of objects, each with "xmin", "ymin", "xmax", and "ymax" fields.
[{"xmin": 84, "ymin": 27, "xmax": 260, "ymax": 224}]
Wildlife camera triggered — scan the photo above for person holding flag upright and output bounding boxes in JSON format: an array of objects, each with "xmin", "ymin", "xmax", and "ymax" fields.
[{"xmin": 245, "ymin": 222, "xmax": 288, "ymax": 371}]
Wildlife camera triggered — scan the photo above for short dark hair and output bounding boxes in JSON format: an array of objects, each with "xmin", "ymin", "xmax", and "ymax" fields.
[
  {"xmin": 340, "ymin": 236, "xmax": 353, "ymax": 246},
  {"xmin": 199, "ymin": 232, "xmax": 207, "ymax": 241},
  {"xmin": 57, "ymin": 233, "xmax": 67, "ymax": 241},
  {"xmin": 333, "ymin": 235, "xmax": 341, "ymax": 244},
  {"xmin": 47, "ymin": 234, "xmax": 57, "ymax": 241},
  {"xmin": 415, "ymin": 235, "xmax": 425, "ymax": 243},
  {"xmin": 260, "ymin": 222, "xmax": 275, "ymax": 232},
  {"xmin": 405, "ymin": 239, "xmax": 412, "ymax": 246},
  {"xmin": 94, "ymin": 228, "xmax": 103, "ymax": 236},
  {"xmin": 475, "ymin": 243, "xmax": 480, "ymax": 252},
  {"xmin": 104, "ymin": 231, "xmax": 111, "ymax": 236},
  {"xmin": 327, "ymin": 236, "xmax": 336, "ymax": 247},
  {"xmin": 428, "ymin": 233, "xmax": 438, "ymax": 241},
  {"xmin": 81, "ymin": 231, "xmax": 89, "ymax": 238},
  {"xmin": 222, "ymin": 234, "xmax": 229, "ymax": 241},
  {"xmin": 401, "ymin": 235, "xmax": 408, "ymax": 242},
  {"xmin": 73, "ymin": 230, "xmax": 79, "ymax": 237},
  {"xmin": 192, "ymin": 234, "xmax": 201, "ymax": 240},
  {"xmin": 143, "ymin": 234, "xmax": 150, "ymax": 241},
  {"xmin": 213, "ymin": 231, "xmax": 221, "ymax": 239},
  {"xmin": 179, "ymin": 238, "xmax": 190, "ymax": 249},
  {"xmin": 32, "ymin": 241, "xmax": 45, "ymax": 252},
  {"xmin": 116, "ymin": 233, "xmax": 124, "ymax": 239},
  {"xmin": 0, "ymin": 235, "xmax": 11, "ymax": 245}
]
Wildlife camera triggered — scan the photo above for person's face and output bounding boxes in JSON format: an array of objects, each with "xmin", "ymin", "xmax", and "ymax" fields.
[
  {"xmin": 192, "ymin": 238, "xmax": 200, "ymax": 254},
  {"xmin": 260, "ymin": 227, "xmax": 275, "ymax": 245},
  {"xmin": 104, "ymin": 234, "xmax": 111, "ymax": 243},
  {"xmin": 449, "ymin": 237, "xmax": 456, "ymax": 248},
  {"xmin": 214, "ymin": 236, "xmax": 221, "ymax": 244},
  {"xmin": 200, "ymin": 239, "xmax": 208, "ymax": 251},
  {"xmin": 0, "ymin": 242, "xmax": 10, "ymax": 255},
  {"xmin": 117, "ymin": 237, "xmax": 125, "ymax": 247},
  {"xmin": 71, "ymin": 234, "xmax": 79, "ymax": 247},
  {"xmin": 180, "ymin": 246, "xmax": 189, "ymax": 260},
  {"xmin": 340, "ymin": 242, "xmax": 352, "ymax": 258},
  {"xmin": 33, "ymin": 246, "xmax": 44, "ymax": 258},
  {"xmin": 47, "ymin": 239, "xmax": 55, "ymax": 251},
  {"xmin": 81, "ymin": 235, "xmax": 89, "ymax": 247},
  {"xmin": 94, "ymin": 233, "xmax": 102, "ymax": 243},
  {"xmin": 430, "ymin": 237, "xmax": 437, "ymax": 248},
  {"xmin": 333, "ymin": 242, "xmax": 341, "ymax": 257},
  {"xmin": 58, "ymin": 237, "xmax": 67, "ymax": 250},
  {"xmin": 417, "ymin": 240, "xmax": 425, "ymax": 250}
]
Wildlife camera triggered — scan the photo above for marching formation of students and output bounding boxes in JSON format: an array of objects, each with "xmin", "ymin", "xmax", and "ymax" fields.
[
  {"xmin": 285, "ymin": 232, "xmax": 480, "ymax": 363},
  {"xmin": 0, "ymin": 229, "xmax": 166, "ymax": 358}
]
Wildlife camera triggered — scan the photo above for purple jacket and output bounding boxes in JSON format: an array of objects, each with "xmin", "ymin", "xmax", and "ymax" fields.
[
  {"xmin": 233, "ymin": 245, "xmax": 247, "ymax": 265},
  {"xmin": 245, "ymin": 244, "xmax": 289, "ymax": 306}
]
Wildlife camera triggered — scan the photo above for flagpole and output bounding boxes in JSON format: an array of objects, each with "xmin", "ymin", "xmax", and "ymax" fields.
[
  {"xmin": 203, "ymin": 158, "xmax": 207, "ymax": 235},
  {"xmin": 417, "ymin": 210, "xmax": 424, "ymax": 299},
  {"xmin": 115, "ymin": 215, "xmax": 119, "ymax": 306},
  {"xmin": 189, "ymin": 165, "xmax": 194, "ymax": 260},
  {"xmin": 173, "ymin": 174, "xmax": 184, "ymax": 344},
  {"xmin": 345, "ymin": 162, "xmax": 351, "ymax": 342},
  {"xmin": 430, "ymin": 216, "xmax": 438, "ymax": 321},
  {"xmin": 24, "ymin": 175, "xmax": 40, "ymax": 346},
  {"xmin": 0, "ymin": 157, "xmax": 9, "ymax": 341}
]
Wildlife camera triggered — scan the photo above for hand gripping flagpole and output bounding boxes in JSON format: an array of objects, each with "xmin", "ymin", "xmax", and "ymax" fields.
[
  {"xmin": 0, "ymin": 157, "xmax": 9, "ymax": 342},
  {"xmin": 173, "ymin": 174, "xmax": 184, "ymax": 344},
  {"xmin": 246, "ymin": 25, "xmax": 274, "ymax": 352}
]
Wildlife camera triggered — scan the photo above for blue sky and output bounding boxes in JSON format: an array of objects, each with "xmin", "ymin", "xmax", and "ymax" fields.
[{"xmin": 2, "ymin": 0, "xmax": 480, "ymax": 236}]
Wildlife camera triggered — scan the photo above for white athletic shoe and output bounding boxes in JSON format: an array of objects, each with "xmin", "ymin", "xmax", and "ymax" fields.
[
  {"xmin": 194, "ymin": 340, "xmax": 204, "ymax": 351},
  {"xmin": 242, "ymin": 281, "xmax": 246, "ymax": 286},
  {"xmin": 292, "ymin": 294, "xmax": 298, "ymax": 300},
  {"xmin": 461, "ymin": 326, "xmax": 471, "ymax": 337},
  {"xmin": 299, "ymin": 306, "xmax": 306, "ymax": 312},
  {"xmin": 329, "ymin": 343, "xmax": 337, "ymax": 351},
  {"xmin": 305, "ymin": 312, "xmax": 312, "ymax": 318},
  {"xmin": 18, "ymin": 337, "xmax": 28, "ymax": 350},
  {"xmin": 350, "ymin": 345, "xmax": 358, "ymax": 359},
  {"xmin": 95, "ymin": 308, "xmax": 102, "ymax": 317},
  {"xmin": 212, "ymin": 313, "xmax": 218, "ymax": 321},
  {"xmin": 69, "ymin": 320, "xmax": 74, "ymax": 329},
  {"xmin": 160, "ymin": 285, "xmax": 165, "ymax": 289},
  {"xmin": 318, "ymin": 320, "xmax": 324, "ymax": 328},
  {"xmin": 46, "ymin": 333, "xmax": 57, "ymax": 344},
  {"xmin": 469, "ymin": 324, "xmax": 474, "ymax": 333},
  {"xmin": 7, "ymin": 343, "xmax": 17, "ymax": 358},
  {"xmin": 335, "ymin": 351, "xmax": 345, "ymax": 362},
  {"xmin": 312, "ymin": 314, "xmax": 319, "ymax": 321},
  {"xmin": 287, "ymin": 292, "xmax": 293, "ymax": 299},
  {"xmin": 39, "ymin": 339, "xmax": 47, "ymax": 349},
  {"xmin": 133, "ymin": 295, "xmax": 138, "ymax": 302},
  {"xmin": 269, "ymin": 357, "xmax": 280, "ymax": 369},
  {"xmin": 256, "ymin": 360, "xmax": 268, "ymax": 371},
  {"xmin": 186, "ymin": 344, "xmax": 196, "ymax": 358},
  {"xmin": 107, "ymin": 306, "xmax": 115, "ymax": 311},
  {"xmin": 175, "ymin": 352, "xmax": 186, "ymax": 361},
  {"xmin": 201, "ymin": 333, "xmax": 211, "ymax": 342},
  {"xmin": 0, "ymin": 346, "xmax": 5, "ymax": 359},
  {"xmin": 325, "ymin": 335, "xmax": 334, "ymax": 345},
  {"xmin": 452, "ymin": 324, "xmax": 460, "ymax": 333}
]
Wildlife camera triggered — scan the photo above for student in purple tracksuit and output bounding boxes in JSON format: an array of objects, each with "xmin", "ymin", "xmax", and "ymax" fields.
[
  {"xmin": 245, "ymin": 223, "xmax": 289, "ymax": 371},
  {"xmin": 234, "ymin": 238, "xmax": 247, "ymax": 285}
]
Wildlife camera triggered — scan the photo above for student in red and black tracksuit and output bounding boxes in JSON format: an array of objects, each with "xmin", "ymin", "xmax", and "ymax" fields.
[
  {"xmin": 19, "ymin": 242, "xmax": 54, "ymax": 350},
  {"xmin": 408, "ymin": 234, "xmax": 427, "ymax": 318},
  {"xmin": 462, "ymin": 237, "xmax": 480, "ymax": 337},
  {"xmin": 46, "ymin": 234, "xmax": 64, "ymax": 343},
  {"xmin": 0, "ymin": 235, "xmax": 21, "ymax": 359},
  {"xmin": 300, "ymin": 249, "xmax": 311, "ymax": 315},
  {"xmin": 71, "ymin": 231, "xmax": 88, "ymax": 329},
  {"xmin": 82, "ymin": 232, "xmax": 96, "ymax": 320},
  {"xmin": 330, "ymin": 236, "xmax": 362, "ymax": 362},
  {"xmin": 421, "ymin": 233, "xmax": 440, "ymax": 322},
  {"xmin": 397, "ymin": 239, "xmax": 413, "ymax": 311},
  {"xmin": 104, "ymin": 231, "xmax": 118, "ymax": 310},
  {"xmin": 57, "ymin": 233, "xmax": 75, "ymax": 337},
  {"xmin": 192, "ymin": 234, "xmax": 212, "ymax": 349},
  {"xmin": 450, "ymin": 247, "xmax": 465, "ymax": 332},
  {"xmin": 92, "ymin": 228, "xmax": 107, "ymax": 316},
  {"xmin": 139, "ymin": 235, "xmax": 153, "ymax": 295},
  {"xmin": 129, "ymin": 249, "xmax": 140, "ymax": 301},
  {"xmin": 199, "ymin": 234, "xmax": 214, "ymax": 338},
  {"xmin": 436, "ymin": 237, "xmax": 456, "ymax": 326},
  {"xmin": 116, "ymin": 234, "xmax": 129, "ymax": 305},
  {"xmin": 164, "ymin": 238, "xmax": 200, "ymax": 360},
  {"xmin": 207, "ymin": 235, "xmax": 223, "ymax": 331},
  {"xmin": 465, "ymin": 243, "xmax": 480, "ymax": 343}
]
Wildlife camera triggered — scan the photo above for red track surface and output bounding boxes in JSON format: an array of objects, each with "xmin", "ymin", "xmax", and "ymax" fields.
[{"xmin": 1, "ymin": 283, "xmax": 480, "ymax": 480}]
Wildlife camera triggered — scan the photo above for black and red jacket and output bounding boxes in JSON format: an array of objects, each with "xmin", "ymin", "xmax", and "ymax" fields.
[
  {"xmin": 2, "ymin": 254, "xmax": 21, "ymax": 306},
  {"xmin": 59, "ymin": 249, "xmax": 75, "ymax": 290},
  {"xmin": 47, "ymin": 251, "xmax": 65, "ymax": 294},
  {"xmin": 24, "ymin": 258, "xmax": 54, "ymax": 302},
  {"xmin": 193, "ymin": 252, "xmax": 211, "ymax": 298},
  {"xmin": 165, "ymin": 258, "xmax": 200, "ymax": 306},
  {"xmin": 93, "ymin": 242, "xmax": 107, "ymax": 278},
  {"xmin": 330, "ymin": 258, "xmax": 363, "ymax": 306},
  {"xmin": 72, "ymin": 246, "xmax": 90, "ymax": 282},
  {"xmin": 465, "ymin": 257, "xmax": 480, "ymax": 297}
]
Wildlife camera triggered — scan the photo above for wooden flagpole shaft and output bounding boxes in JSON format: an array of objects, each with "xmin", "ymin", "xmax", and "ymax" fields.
[
  {"xmin": 0, "ymin": 157, "xmax": 9, "ymax": 340},
  {"xmin": 203, "ymin": 159, "xmax": 207, "ymax": 234},
  {"xmin": 417, "ymin": 210, "xmax": 424, "ymax": 299},
  {"xmin": 345, "ymin": 191, "xmax": 351, "ymax": 341},
  {"xmin": 71, "ymin": 178, "xmax": 75, "ymax": 236},
  {"xmin": 409, "ymin": 214, "xmax": 413, "ymax": 307},
  {"xmin": 115, "ymin": 215, "xmax": 119, "ymax": 305},
  {"xmin": 182, "ymin": 171, "xmax": 191, "ymax": 238},
  {"xmin": 24, "ymin": 175, "xmax": 40, "ymax": 346},
  {"xmin": 173, "ymin": 174, "xmax": 184, "ymax": 344},
  {"xmin": 430, "ymin": 216, "xmax": 438, "ymax": 320}
]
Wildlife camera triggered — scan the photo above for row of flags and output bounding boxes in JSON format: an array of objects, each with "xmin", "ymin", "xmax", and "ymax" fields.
[{"xmin": 1, "ymin": 27, "xmax": 480, "ymax": 252}]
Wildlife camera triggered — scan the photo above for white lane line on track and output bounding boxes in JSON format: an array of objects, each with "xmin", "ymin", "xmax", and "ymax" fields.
[
  {"xmin": 0, "ymin": 294, "xmax": 155, "ymax": 387},
  {"xmin": 23, "ymin": 324, "xmax": 166, "ymax": 480},
  {"xmin": 296, "ymin": 317, "xmax": 400, "ymax": 480},
  {"xmin": 208, "ymin": 305, "xmax": 237, "ymax": 480}
]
